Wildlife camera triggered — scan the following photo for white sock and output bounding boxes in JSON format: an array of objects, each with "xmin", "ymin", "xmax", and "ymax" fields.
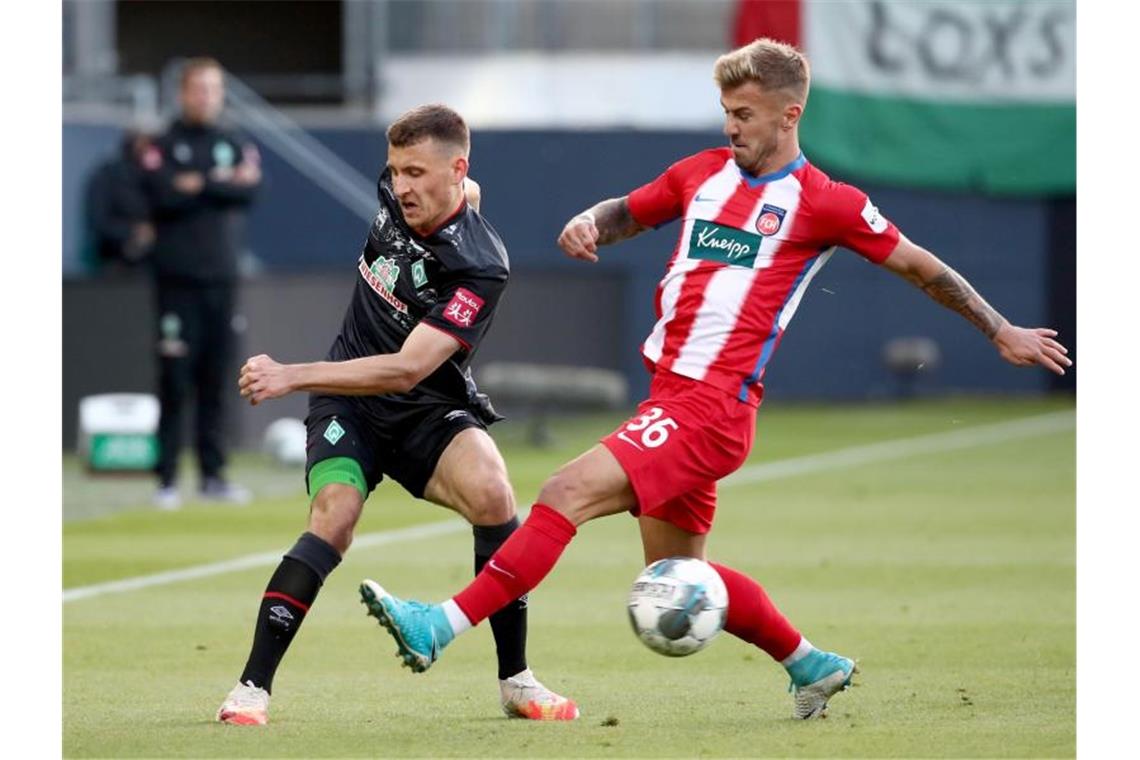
[
  {"xmin": 441, "ymin": 599, "xmax": 472, "ymax": 636},
  {"xmin": 780, "ymin": 636, "xmax": 815, "ymax": 668}
]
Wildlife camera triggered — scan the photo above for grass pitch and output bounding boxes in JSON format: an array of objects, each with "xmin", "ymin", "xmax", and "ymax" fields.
[{"xmin": 63, "ymin": 397, "xmax": 1075, "ymax": 758}]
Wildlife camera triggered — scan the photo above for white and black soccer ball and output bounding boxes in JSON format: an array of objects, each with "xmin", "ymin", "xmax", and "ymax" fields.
[
  {"xmin": 262, "ymin": 417, "xmax": 308, "ymax": 467},
  {"xmin": 627, "ymin": 557, "xmax": 728, "ymax": 657}
]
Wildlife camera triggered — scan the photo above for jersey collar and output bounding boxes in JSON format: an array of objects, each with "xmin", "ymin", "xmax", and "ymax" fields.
[
  {"xmin": 737, "ymin": 152, "xmax": 806, "ymax": 188},
  {"xmin": 415, "ymin": 196, "xmax": 468, "ymax": 240}
]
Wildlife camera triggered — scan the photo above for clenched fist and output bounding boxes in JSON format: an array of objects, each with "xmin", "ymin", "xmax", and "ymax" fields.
[{"xmin": 238, "ymin": 354, "xmax": 295, "ymax": 405}]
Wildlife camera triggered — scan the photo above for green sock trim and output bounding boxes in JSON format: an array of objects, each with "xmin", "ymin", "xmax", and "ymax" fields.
[{"xmin": 308, "ymin": 457, "xmax": 367, "ymax": 501}]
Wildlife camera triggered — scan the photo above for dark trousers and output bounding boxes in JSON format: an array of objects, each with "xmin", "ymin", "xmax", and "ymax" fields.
[{"xmin": 154, "ymin": 280, "xmax": 236, "ymax": 487}]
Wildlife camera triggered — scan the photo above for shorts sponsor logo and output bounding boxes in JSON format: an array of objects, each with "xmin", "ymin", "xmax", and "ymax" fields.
[
  {"xmin": 861, "ymin": 198, "xmax": 888, "ymax": 233},
  {"xmin": 442, "ymin": 287, "xmax": 484, "ymax": 327},
  {"xmin": 358, "ymin": 256, "xmax": 409, "ymax": 314},
  {"xmin": 755, "ymin": 204, "xmax": 787, "ymax": 236},
  {"xmin": 323, "ymin": 419, "xmax": 346, "ymax": 445},
  {"xmin": 688, "ymin": 219, "xmax": 763, "ymax": 268}
]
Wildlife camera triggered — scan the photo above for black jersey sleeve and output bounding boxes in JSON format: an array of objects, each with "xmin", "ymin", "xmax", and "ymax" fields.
[{"xmin": 419, "ymin": 270, "xmax": 506, "ymax": 352}]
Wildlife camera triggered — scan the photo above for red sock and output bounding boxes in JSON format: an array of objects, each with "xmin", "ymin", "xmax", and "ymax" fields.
[
  {"xmin": 710, "ymin": 562, "xmax": 802, "ymax": 662},
  {"xmin": 453, "ymin": 504, "xmax": 577, "ymax": 626}
]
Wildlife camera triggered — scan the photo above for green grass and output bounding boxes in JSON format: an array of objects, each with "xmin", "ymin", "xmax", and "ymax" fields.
[{"xmin": 63, "ymin": 397, "xmax": 1075, "ymax": 757}]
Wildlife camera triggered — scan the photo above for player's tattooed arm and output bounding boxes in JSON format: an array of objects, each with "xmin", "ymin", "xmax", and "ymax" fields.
[
  {"xmin": 883, "ymin": 235, "xmax": 1007, "ymax": 338},
  {"xmin": 918, "ymin": 267, "xmax": 1005, "ymax": 338},
  {"xmin": 882, "ymin": 233, "xmax": 1071, "ymax": 374},
  {"xmin": 583, "ymin": 197, "xmax": 649, "ymax": 246},
  {"xmin": 559, "ymin": 197, "xmax": 647, "ymax": 263}
]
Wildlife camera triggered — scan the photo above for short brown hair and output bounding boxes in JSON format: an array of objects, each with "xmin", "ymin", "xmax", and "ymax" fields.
[
  {"xmin": 386, "ymin": 104, "xmax": 470, "ymax": 154},
  {"xmin": 714, "ymin": 38, "xmax": 810, "ymax": 103},
  {"xmin": 180, "ymin": 57, "xmax": 224, "ymax": 87}
]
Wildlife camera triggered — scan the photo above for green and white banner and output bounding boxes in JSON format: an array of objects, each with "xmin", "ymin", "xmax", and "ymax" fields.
[{"xmin": 792, "ymin": 0, "xmax": 1075, "ymax": 195}]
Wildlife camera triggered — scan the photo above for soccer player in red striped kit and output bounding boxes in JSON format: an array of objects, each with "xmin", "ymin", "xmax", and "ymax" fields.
[{"xmin": 360, "ymin": 38, "xmax": 1071, "ymax": 720}]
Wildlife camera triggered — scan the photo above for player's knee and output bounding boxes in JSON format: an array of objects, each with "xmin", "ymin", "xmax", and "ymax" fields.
[
  {"xmin": 308, "ymin": 483, "xmax": 364, "ymax": 553},
  {"xmin": 464, "ymin": 474, "xmax": 515, "ymax": 525},
  {"xmin": 536, "ymin": 469, "xmax": 593, "ymax": 525}
]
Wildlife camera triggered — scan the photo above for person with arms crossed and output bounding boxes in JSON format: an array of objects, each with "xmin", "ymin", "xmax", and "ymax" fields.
[
  {"xmin": 216, "ymin": 104, "xmax": 577, "ymax": 725},
  {"xmin": 144, "ymin": 58, "xmax": 262, "ymax": 509},
  {"xmin": 359, "ymin": 39, "xmax": 1071, "ymax": 720}
]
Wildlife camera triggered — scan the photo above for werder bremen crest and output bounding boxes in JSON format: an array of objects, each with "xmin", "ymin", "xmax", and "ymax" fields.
[{"xmin": 370, "ymin": 256, "xmax": 400, "ymax": 291}]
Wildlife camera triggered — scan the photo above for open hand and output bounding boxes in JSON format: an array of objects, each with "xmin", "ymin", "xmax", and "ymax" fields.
[
  {"xmin": 238, "ymin": 354, "xmax": 294, "ymax": 405},
  {"xmin": 992, "ymin": 324, "xmax": 1072, "ymax": 376}
]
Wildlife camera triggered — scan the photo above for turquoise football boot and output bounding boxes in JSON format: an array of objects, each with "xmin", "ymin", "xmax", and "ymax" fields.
[
  {"xmin": 360, "ymin": 579, "xmax": 453, "ymax": 673},
  {"xmin": 786, "ymin": 649, "xmax": 858, "ymax": 719}
]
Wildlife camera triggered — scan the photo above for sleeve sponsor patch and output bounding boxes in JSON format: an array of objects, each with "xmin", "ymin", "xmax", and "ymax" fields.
[
  {"xmin": 442, "ymin": 287, "xmax": 484, "ymax": 328},
  {"xmin": 861, "ymin": 198, "xmax": 888, "ymax": 233}
]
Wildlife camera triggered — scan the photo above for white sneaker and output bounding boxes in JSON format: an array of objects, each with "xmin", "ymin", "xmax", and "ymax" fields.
[
  {"xmin": 199, "ymin": 478, "xmax": 251, "ymax": 505},
  {"xmin": 216, "ymin": 680, "xmax": 269, "ymax": 725},
  {"xmin": 499, "ymin": 669, "xmax": 579, "ymax": 721},
  {"xmin": 153, "ymin": 486, "xmax": 182, "ymax": 511}
]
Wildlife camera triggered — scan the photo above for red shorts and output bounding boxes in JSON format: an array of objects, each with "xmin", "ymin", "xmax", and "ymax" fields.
[{"xmin": 600, "ymin": 370, "xmax": 757, "ymax": 535}]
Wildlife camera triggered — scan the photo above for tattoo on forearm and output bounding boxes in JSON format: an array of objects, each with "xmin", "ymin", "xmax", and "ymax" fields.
[
  {"xmin": 921, "ymin": 267, "xmax": 1005, "ymax": 338},
  {"xmin": 590, "ymin": 197, "xmax": 647, "ymax": 245}
]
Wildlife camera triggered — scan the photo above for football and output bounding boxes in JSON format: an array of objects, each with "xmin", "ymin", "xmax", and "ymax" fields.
[{"xmin": 627, "ymin": 557, "xmax": 728, "ymax": 657}]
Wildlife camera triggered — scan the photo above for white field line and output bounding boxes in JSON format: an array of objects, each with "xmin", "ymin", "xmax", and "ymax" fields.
[{"xmin": 63, "ymin": 410, "xmax": 1073, "ymax": 604}]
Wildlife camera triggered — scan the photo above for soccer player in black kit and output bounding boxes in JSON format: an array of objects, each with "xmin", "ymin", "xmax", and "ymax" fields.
[{"xmin": 216, "ymin": 105, "xmax": 578, "ymax": 724}]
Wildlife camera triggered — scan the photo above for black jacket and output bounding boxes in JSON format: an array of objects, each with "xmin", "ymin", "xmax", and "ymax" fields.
[
  {"xmin": 85, "ymin": 147, "xmax": 151, "ymax": 268},
  {"xmin": 144, "ymin": 119, "xmax": 261, "ymax": 283}
]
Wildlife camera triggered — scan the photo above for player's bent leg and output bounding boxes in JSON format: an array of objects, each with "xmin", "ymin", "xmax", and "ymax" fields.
[
  {"xmin": 361, "ymin": 445, "xmax": 635, "ymax": 679},
  {"xmin": 537, "ymin": 444, "xmax": 638, "ymax": 525},
  {"xmin": 217, "ymin": 468, "xmax": 359, "ymax": 724},
  {"xmin": 307, "ymin": 476, "xmax": 366, "ymax": 554},
  {"xmin": 423, "ymin": 427, "xmax": 516, "ymax": 525}
]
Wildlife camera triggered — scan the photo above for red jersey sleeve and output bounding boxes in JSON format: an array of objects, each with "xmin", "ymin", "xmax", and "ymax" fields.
[
  {"xmin": 627, "ymin": 165, "xmax": 684, "ymax": 228},
  {"xmin": 816, "ymin": 181, "xmax": 900, "ymax": 264}
]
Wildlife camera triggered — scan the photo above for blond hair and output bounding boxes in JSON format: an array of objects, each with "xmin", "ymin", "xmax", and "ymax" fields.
[{"xmin": 713, "ymin": 38, "xmax": 810, "ymax": 103}]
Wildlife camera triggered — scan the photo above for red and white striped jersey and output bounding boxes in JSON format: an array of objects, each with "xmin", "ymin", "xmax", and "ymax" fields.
[{"xmin": 627, "ymin": 148, "xmax": 900, "ymax": 406}]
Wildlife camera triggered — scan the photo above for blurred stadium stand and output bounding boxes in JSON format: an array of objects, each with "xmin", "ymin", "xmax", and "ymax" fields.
[{"xmin": 62, "ymin": 0, "xmax": 1076, "ymax": 450}]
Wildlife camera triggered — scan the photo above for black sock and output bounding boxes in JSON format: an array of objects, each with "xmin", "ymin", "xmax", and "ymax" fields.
[
  {"xmin": 239, "ymin": 532, "xmax": 341, "ymax": 693},
  {"xmin": 474, "ymin": 517, "xmax": 528, "ymax": 680}
]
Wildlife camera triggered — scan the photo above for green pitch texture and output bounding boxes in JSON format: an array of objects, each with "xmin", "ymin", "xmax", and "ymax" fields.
[{"xmin": 63, "ymin": 398, "xmax": 1075, "ymax": 758}]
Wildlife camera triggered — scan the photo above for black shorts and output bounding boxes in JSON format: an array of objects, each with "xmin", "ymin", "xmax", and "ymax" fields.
[{"xmin": 304, "ymin": 394, "xmax": 489, "ymax": 499}]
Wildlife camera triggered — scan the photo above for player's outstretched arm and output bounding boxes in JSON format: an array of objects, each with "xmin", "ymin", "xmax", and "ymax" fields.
[
  {"xmin": 557, "ymin": 197, "xmax": 649, "ymax": 263},
  {"xmin": 238, "ymin": 325, "xmax": 461, "ymax": 404},
  {"xmin": 881, "ymin": 234, "xmax": 1072, "ymax": 376}
]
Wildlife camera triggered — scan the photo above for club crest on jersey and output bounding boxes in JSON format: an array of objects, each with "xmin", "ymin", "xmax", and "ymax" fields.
[
  {"xmin": 358, "ymin": 255, "xmax": 409, "ymax": 314},
  {"xmin": 755, "ymin": 204, "xmax": 787, "ymax": 236},
  {"xmin": 370, "ymin": 256, "xmax": 400, "ymax": 290}
]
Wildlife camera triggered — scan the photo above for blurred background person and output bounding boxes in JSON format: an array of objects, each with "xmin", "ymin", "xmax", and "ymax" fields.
[
  {"xmin": 143, "ymin": 57, "xmax": 262, "ymax": 510},
  {"xmin": 83, "ymin": 128, "xmax": 155, "ymax": 276}
]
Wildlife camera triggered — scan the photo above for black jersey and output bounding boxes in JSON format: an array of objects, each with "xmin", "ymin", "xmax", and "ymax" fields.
[{"xmin": 325, "ymin": 169, "xmax": 509, "ymax": 414}]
